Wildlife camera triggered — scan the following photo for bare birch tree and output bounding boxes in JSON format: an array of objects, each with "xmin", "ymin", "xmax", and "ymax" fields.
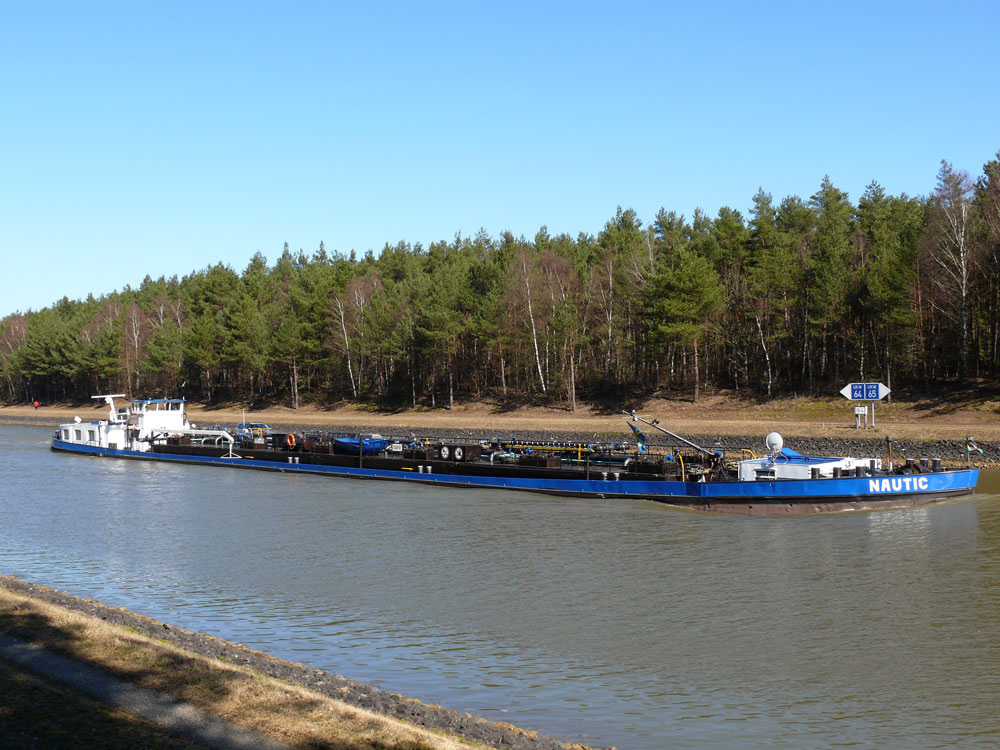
[
  {"xmin": 926, "ymin": 160, "xmax": 977, "ymax": 379},
  {"xmin": 515, "ymin": 250, "xmax": 547, "ymax": 394}
]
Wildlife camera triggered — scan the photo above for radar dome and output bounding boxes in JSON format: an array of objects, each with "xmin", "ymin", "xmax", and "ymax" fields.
[{"xmin": 765, "ymin": 431, "xmax": 783, "ymax": 454}]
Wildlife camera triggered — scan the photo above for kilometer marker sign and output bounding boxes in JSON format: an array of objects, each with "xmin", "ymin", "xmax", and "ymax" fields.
[
  {"xmin": 839, "ymin": 382, "xmax": 890, "ymax": 401},
  {"xmin": 840, "ymin": 382, "xmax": 890, "ymax": 428}
]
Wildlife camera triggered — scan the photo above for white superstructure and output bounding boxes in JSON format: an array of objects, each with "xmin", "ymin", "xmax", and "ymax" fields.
[
  {"xmin": 735, "ymin": 430, "xmax": 882, "ymax": 481},
  {"xmin": 56, "ymin": 395, "xmax": 235, "ymax": 452},
  {"xmin": 736, "ymin": 454, "xmax": 881, "ymax": 481}
]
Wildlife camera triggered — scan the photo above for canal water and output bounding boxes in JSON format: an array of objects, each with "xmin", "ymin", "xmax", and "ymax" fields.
[{"xmin": 2, "ymin": 424, "xmax": 999, "ymax": 749}]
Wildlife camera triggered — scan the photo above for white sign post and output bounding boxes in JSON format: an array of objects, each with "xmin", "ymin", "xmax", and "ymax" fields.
[{"xmin": 840, "ymin": 382, "xmax": 890, "ymax": 428}]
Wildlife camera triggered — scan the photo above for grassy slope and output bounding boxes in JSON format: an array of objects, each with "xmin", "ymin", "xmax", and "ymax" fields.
[{"xmin": 0, "ymin": 585, "xmax": 488, "ymax": 750}]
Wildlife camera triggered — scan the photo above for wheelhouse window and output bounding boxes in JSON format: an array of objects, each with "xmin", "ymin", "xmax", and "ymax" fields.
[{"xmin": 74, "ymin": 429, "xmax": 82, "ymax": 441}]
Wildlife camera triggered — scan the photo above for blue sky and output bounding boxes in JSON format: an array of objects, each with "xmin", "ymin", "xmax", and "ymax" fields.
[{"xmin": 2, "ymin": 1, "xmax": 998, "ymax": 318}]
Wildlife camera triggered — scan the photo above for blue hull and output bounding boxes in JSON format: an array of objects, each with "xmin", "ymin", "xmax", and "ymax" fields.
[{"xmin": 50, "ymin": 438, "xmax": 978, "ymax": 513}]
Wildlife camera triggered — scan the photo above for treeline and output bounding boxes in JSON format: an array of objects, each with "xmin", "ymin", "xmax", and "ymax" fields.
[{"xmin": 3, "ymin": 156, "xmax": 1000, "ymax": 409}]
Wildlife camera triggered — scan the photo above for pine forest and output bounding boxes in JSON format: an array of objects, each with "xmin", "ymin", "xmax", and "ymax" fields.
[{"xmin": 4, "ymin": 157, "xmax": 1000, "ymax": 409}]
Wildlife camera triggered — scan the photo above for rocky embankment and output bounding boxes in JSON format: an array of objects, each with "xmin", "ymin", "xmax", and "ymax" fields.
[{"xmin": 0, "ymin": 576, "xmax": 588, "ymax": 750}]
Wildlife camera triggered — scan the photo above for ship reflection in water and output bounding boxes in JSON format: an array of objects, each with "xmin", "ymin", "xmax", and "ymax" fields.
[{"xmin": 2, "ymin": 424, "xmax": 999, "ymax": 749}]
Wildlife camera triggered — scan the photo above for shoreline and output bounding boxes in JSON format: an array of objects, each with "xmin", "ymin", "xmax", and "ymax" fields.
[
  {"xmin": 6, "ymin": 406, "xmax": 997, "ymax": 466},
  {"xmin": 0, "ymin": 575, "xmax": 584, "ymax": 750},
  {"xmin": 3, "ymin": 394, "xmax": 999, "ymax": 440}
]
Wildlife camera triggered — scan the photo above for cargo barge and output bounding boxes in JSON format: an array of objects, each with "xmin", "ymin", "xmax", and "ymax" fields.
[{"xmin": 51, "ymin": 396, "xmax": 980, "ymax": 515}]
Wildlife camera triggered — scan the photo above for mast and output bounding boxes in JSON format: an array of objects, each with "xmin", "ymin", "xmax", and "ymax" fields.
[{"xmin": 92, "ymin": 393, "xmax": 128, "ymax": 422}]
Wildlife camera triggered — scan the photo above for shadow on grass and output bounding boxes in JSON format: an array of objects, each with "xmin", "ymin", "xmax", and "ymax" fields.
[
  {"xmin": 907, "ymin": 380, "xmax": 999, "ymax": 416},
  {"xmin": 0, "ymin": 657, "xmax": 209, "ymax": 749},
  {"xmin": 0, "ymin": 604, "xmax": 438, "ymax": 750},
  {"xmin": 0, "ymin": 605, "xmax": 207, "ymax": 747}
]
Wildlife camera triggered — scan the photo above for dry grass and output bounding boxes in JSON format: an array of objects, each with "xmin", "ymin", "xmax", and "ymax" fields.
[
  {"xmin": 0, "ymin": 587, "xmax": 485, "ymax": 750},
  {"xmin": 0, "ymin": 658, "xmax": 210, "ymax": 749}
]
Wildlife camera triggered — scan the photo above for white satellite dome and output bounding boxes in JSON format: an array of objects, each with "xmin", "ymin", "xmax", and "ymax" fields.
[{"xmin": 765, "ymin": 431, "xmax": 783, "ymax": 454}]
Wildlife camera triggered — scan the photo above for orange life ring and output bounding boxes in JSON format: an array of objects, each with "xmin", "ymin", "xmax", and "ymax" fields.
[{"xmin": 286, "ymin": 433, "xmax": 296, "ymax": 448}]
